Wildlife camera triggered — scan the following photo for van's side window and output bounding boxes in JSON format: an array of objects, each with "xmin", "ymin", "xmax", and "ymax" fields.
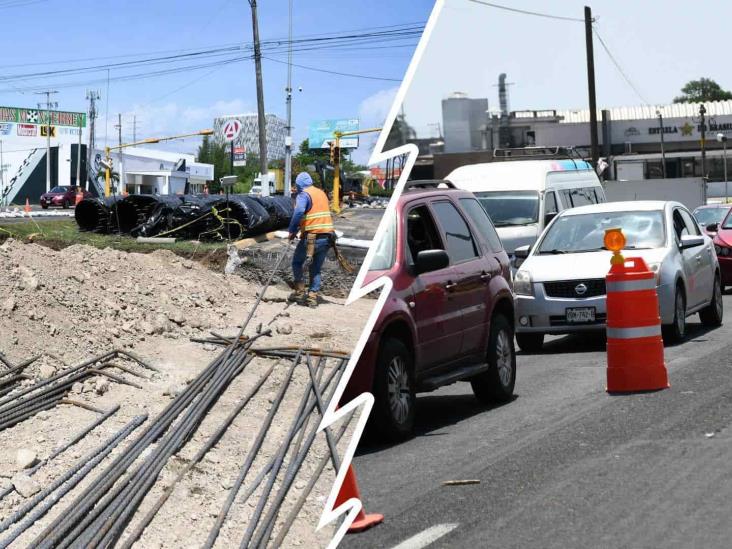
[
  {"xmin": 545, "ymin": 191, "xmax": 558, "ymax": 215},
  {"xmin": 568, "ymin": 188, "xmax": 595, "ymax": 207},
  {"xmin": 432, "ymin": 201, "xmax": 479, "ymax": 263}
]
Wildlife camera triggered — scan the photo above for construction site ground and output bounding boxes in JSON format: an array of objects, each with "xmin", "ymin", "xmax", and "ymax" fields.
[{"xmin": 0, "ymin": 234, "xmax": 372, "ymax": 547}]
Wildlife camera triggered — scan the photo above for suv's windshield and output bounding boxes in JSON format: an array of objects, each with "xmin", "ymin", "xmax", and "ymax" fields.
[
  {"xmin": 369, "ymin": 211, "xmax": 396, "ymax": 271},
  {"xmin": 694, "ymin": 207, "xmax": 728, "ymax": 226},
  {"xmin": 538, "ymin": 210, "xmax": 666, "ymax": 254},
  {"xmin": 473, "ymin": 191, "xmax": 539, "ymax": 227},
  {"xmin": 50, "ymin": 186, "xmax": 68, "ymax": 193}
]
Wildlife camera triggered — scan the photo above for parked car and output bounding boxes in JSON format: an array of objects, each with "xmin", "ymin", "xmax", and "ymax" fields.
[
  {"xmin": 40, "ymin": 186, "xmax": 91, "ymax": 209},
  {"xmin": 445, "ymin": 153, "xmax": 606, "ymax": 258},
  {"xmin": 692, "ymin": 204, "xmax": 731, "ymax": 236},
  {"xmin": 710, "ymin": 207, "xmax": 732, "ymax": 289},
  {"xmin": 342, "ymin": 180, "xmax": 515, "ymax": 441},
  {"xmin": 513, "ymin": 201, "xmax": 722, "ymax": 352}
]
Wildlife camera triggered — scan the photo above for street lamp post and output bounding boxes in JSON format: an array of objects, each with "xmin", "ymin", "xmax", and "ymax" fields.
[
  {"xmin": 718, "ymin": 132, "xmax": 728, "ymax": 203},
  {"xmin": 657, "ymin": 109, "xmax": 667, "ymax": 179}
]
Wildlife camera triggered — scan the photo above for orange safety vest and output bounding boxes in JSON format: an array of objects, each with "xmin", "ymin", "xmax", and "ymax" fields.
[{"xmin": 300, "ymin": 186, "xmax": 334, "ymax": 234}]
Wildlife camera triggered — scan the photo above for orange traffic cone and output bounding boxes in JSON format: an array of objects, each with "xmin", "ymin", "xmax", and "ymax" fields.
[
  {"xmin": 605, "ymin": 237, "xmax": 669, "ymax": 392},
  {"xmin": 335, "ymin": 464, "xmax": 383, "ymax": 533},
  {"xmin": 24, "ymin": 198, "xmax": 31, "ymax": 213}
]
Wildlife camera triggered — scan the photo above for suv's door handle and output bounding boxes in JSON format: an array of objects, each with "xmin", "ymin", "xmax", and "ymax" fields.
[
  {"xmin": 696, "ymin": 255, "xmax": 703, "ymax": 263},
  {"xmin": 480, "ymin": 271, "xmax": 492, "ymax": 281},
  {"xmin": 444, "ymin": 281, "xmax": 457, "ymax": 291}
]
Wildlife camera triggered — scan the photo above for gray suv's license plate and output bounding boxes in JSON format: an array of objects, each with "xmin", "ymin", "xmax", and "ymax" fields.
[{"xmin": 566, "ymin": 307, "xmax": 596, "ymax": 323}]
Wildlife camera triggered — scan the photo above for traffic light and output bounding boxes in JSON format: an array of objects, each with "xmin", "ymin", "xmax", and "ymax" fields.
[{"xmin": 329, "ymin": 142, "xmax": 335, "ymax": 164}]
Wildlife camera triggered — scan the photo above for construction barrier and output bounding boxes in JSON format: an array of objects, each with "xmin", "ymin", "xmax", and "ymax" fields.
[
  {"xmin": 335, "ymin": 464, "xmax": 384, "ymax": 533},
  {"xmin": 605, "ymin": 245, "xmax": 669, "ymax": 392}
]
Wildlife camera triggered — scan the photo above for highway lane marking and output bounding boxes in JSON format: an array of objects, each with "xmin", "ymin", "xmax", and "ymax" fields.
[{"xmin": 390, "ymin": 523, "xmax": 459, "ymax": 549}]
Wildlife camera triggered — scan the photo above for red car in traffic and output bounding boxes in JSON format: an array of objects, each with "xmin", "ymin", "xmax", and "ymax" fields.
[
  {"xmin": 711, "ymin": 208, "xmax": 732, "ymax": 289},
  {"xmin": 40, "ymin": 186, "xmax": 91, "ymax": 209},
  {"xmin": 342, "ymin": 180, "xmax": 515, "ymax": 441}
]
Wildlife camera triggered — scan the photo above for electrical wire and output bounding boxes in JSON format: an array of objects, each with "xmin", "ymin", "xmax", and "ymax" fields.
[
  {"xmin": 465, "ymin": 0, "xmax": 585, "ymax": 23},
  {"xmin": 263, "ymin": 56, "xmax": 402, "ymax": 82},
  {"xmin": 592, "ymin": 26, "xmax": 649, "ymax": 105}
]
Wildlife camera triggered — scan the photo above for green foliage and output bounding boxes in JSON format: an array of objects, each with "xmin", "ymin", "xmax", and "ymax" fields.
[{"xmin": 674, "ymin": 78, "xmax": 732, "ymax": 103}]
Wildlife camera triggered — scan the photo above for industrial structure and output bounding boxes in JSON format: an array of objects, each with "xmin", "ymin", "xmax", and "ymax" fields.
[{"xmin": 213, "ymin": 113, "xmax": 287, "ymax": 163}]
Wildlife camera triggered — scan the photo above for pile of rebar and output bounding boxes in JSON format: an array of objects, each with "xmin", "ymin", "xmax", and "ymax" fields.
[{"xmin": 0, "ymin": 349, "xmax": 156, "ymax": 432}]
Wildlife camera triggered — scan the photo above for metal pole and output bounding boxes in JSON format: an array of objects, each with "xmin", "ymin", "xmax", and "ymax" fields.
[
  {"xmin": 104, "ymin": 146, "xmax": 111, "ymax": 197},
  {"xmin": 700, "ymin": 104, "xmax": 708, "ymax": 204},
  {"xmin": 249, "ymin": 0, "xmax": 269, "ymax": 177},
  {"xmin": 332, "ymin": 134, "xmax": 341, "ymax": 214},
  {"xmin": 117, "ymin": 114, "xmax": 124, "ymax": 194},
  {"xmin": 725, "ymin": 139, "xmax": 729, "ymax": 203},
  {"xmin": 284, "ymin": 0, "xmax": 293, "ymax": 198},
  {"xmin": 584, "ymin": 6, "xmax": 599, "ymax": 166},
  {"xmin": 658, "ymin": 111, "xmax": 666, "ymax": 178},
  {"xmin": 76, "ymin": 117, "xmax": 82, "ymax": 188},
  {"xmin": 0, "ymin": 139, "xmax": 4, "ymax": 208}
]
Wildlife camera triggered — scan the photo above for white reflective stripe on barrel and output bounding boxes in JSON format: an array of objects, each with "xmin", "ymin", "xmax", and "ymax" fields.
[
  {"xmin": 606, "ymin": 278, "xmax": 656, "ymax": 293},
  {"xmin": 606, "ymin": 325, "xmax": 662, "ymax": 339}
]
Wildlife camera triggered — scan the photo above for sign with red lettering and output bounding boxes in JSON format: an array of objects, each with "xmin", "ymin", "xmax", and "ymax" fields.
[{"xmin": 17, "ymin": 124, "xmax": 36, "ymax": 137}]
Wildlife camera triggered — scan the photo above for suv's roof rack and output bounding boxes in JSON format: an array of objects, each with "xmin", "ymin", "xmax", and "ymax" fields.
[
  {"xmin": 405, "ymin": 179, "xmax": 456, "ymax": 191},
  {"xmin": 493, "ymin": 146, "xmax": 586, "ymax": 163}
]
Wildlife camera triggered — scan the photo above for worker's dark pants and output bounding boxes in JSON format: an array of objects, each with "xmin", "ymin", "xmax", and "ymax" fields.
[{"xmin": 292, "ymin": 237, "xmax": 330, "ymax": 292}]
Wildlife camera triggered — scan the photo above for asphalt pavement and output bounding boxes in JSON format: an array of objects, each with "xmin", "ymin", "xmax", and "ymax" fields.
[{"xmin": 343, "ymin": 294, "xmax": 732, "ymax": 549}]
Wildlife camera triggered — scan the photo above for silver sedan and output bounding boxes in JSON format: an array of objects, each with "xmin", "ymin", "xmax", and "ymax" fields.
[{"xmin": 512, "ymin": 200, "xmax": 723, "ymax": 352}]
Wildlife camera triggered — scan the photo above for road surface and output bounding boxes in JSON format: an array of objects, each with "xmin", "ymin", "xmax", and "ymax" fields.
[{"xmin": 343, "ymin": 294, "xmax": 732, "ymax": 549}]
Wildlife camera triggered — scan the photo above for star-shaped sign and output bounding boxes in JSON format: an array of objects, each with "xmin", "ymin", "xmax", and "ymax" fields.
[{"xmin": 680, "ymin": 122, "xmax": 694, "ymax": 136}]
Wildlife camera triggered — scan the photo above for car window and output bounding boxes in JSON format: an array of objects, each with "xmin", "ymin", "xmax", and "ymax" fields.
[
  {"xmin": 369, "ymin": 211, "xmax": 396, "ymax": 271},
  {"xmin": 431, "ymin": 200, "xmax": 478, "ymax": 263},
  {"xmin": 545, "ymin": 191, "xmax": 558, "ymax": 214},
  {"xmin": 459, "ymin": 197, "xmax": 503, "ymax": 252},
  {"xmin": 679, "ymin": 208, "xmax": 701, "ymax": 236},
  {"xmin": 406, "ymin": 205, "xmax": 444, "ymax": 263},
  {"xmin": 50, "ymin": 186, "xmax": 67, "ymax": 193},
  {"xmin": 672, "ymin": 209, "xmax": 689, "ymax": 241}
]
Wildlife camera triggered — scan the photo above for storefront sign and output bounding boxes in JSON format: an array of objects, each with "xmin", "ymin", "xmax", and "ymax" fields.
[
  {"xmin": 0, "ymin": 106, "xmax": 86, "ymax": 127},
  {"xmin": 16, "ymin": 124, "xmax": 36, "ymax": 137},
  {"xmin": 0, "ymin": 123, "xmax": 12, "ymax": 136},
  {"xmin": 40, "ymin": 126, "xmax": 56, "ymax": 138}
]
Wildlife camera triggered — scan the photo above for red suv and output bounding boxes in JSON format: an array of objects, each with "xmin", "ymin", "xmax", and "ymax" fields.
[
  {"xmin": 40, "ymin": 186, "xmax": 91, "ymax": 209},
  {"xmin": 343, "ymin": 180, "xmax": 515, "ymax": 440}
]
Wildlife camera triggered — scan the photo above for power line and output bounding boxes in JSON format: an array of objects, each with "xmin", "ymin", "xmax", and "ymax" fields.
[
  {"xmin": 263, "ymin": 56, "xmax": 402, "ymax": 82},
  {"xmin": 466, "ymin": 0, "xmax": 585, "ymax": 23},
  {"xmin": 592, "ymin": 26, "xmax": 649, "ymax": 105}
]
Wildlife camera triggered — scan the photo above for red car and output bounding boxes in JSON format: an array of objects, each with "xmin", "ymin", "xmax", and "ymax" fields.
[
  {"xmin": 343, "ymin": 180, "xmax": 515, "ymax": 441},
  {"xmin": 693, "ymin": 204, "xmax": 731, "ymax": 237},
  {"xmin": 711, "ymin": 208, "xmax": 732, "ymax": 289},
  {"xmin": 40, "ymin": 186, "xmax": 91, "ymax": 209}
]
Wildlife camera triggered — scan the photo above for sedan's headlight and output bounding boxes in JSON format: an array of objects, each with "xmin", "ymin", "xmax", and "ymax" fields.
[{"xmin": 514, "ymin": 269, "xmax": 533, "ymax": 296}]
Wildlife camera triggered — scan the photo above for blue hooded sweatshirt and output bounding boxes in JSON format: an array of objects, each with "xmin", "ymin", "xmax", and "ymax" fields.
[{"xmin": 288, "ymin": 172, "xmax": 314, "ymax": 234}]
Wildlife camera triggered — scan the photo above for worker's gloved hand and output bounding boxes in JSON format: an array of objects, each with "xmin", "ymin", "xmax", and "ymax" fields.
[{"xmin": 288, "ymin": 232, "xmax": 297, "ymax": 241}]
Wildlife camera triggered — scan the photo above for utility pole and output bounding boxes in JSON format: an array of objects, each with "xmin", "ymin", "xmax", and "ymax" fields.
[
  {"xmin": 133, "ymin": 114, "xmax": 137, "ymax": 144},
  {"xmin": 657, "ymin": 109, "xmax": 667, "ymax": 178},
  {"xmin": 0, "ymin": 139, "xmax": 4, "ymax": 208},
  {"xmin": 700, "ymin": 103, "xmax": 708, "ymax": 204},
  {"xmin": 86, "ymin": 90, "xmax": 100, "ymax": 192},
  {"xmin": 116, "ymin": 113, "xmax": 123, "ymax": 194},
  {"xmin": 76, "ymin": 116, "xmax": 82, "ymax": 188},
  {"xmin": 283, "ymin": 0, "xmax": 293, "ymax": 197},
  {"xmin": 249, "ymin": 0, "xmax": 269, "ymax": 187},
  {"xmin": 583, "ymin": 6, "xmax": 599, "ymax": 166},
  {"xmin": 35, "ymin": 90, "xmax": 58, "ymax": 193}
]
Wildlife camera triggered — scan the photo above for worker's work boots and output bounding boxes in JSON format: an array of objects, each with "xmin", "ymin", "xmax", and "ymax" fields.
[
  {"xmin": 288, "ymin": 282, "xmax": 306, "ymax": 303},
  {"xmin": 304, "ymin": 291, "xmax": 318, "ymax": 308}
]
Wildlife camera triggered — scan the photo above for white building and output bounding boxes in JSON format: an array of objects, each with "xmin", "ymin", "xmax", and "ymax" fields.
[{"xmin": 213, "ymin": 113, "xmax": 286, "ymax": 163}]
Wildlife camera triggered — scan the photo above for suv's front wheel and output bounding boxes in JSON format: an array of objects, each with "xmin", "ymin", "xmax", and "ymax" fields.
[
  {"xmin": 370, "ymin": 338, "xmax": 415, "ymax": 441},
  {"xmin": 471, "ymin": 314, "xmax": 516, "ymax": 404}
]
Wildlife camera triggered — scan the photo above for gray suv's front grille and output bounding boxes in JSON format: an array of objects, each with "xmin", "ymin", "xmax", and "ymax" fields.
[{"xmin": 543, "ymin": 279, "xmax": 606, "ymax": 298}]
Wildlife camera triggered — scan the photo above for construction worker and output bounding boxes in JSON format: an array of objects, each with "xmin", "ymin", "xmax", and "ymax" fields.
[{"xmin": 288, "ymin": 172, "xmax": 335, "ymax": 307}]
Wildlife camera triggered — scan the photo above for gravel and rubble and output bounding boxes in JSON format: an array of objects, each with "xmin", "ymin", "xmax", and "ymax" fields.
[{"xmin": 0, "ymin": 238, "xmax": 369, "ymax": 547}]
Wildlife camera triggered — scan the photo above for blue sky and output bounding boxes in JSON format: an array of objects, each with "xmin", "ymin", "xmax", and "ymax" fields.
[
  {"xmin": 402, "ymin": 0, "xmax": 732, "ymax": 137},
  {"xmin": 0, "ymin": 0, "xmax": 434, "ymax": 162}
]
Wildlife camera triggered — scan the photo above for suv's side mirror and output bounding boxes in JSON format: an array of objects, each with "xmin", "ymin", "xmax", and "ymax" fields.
[
  {"xmin": 513, "ymin": 244, "xmax": 531, "ymax": 268},
  {"xmin": 706, "ymin": 222, "xmax": 719, "ymax": 233},
  {"xmin": 680, "ymin": 234, "xmax": 704, "ymax": 249},
  {"xmin": 544, "ymin": 211, "xmax": 558, "ymax": 226},
  {"xmin": 416, "ymin": 249, "xmax": 449, "ymax": 275}
]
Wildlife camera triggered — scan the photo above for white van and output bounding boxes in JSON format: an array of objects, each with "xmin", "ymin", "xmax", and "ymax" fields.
[{"xmin": 446, "ymin": 159, "xmax": 606, "ymax": 255}]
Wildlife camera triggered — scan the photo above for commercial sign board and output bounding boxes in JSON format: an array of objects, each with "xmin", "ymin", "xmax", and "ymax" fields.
[
  {"xmin": 233, "ymin": 146, "xmax": 246, "ymax": 167},
  {"xmin": 308, "ymin": 118, "xmax": 359, "ymax": 149},
  {"xmin": 40, "ymin": 126, "xmax": 56, "ymax": 138},
  {"xmin": 0, "ymin": 123, "xmax": 11, "ymax": 136},
  {"xmin": 611, "ymin": 115, "xmax": 732, "ymax": 144},
  {"xmin": 0, "ymin": 106, "xmax": 86, "ymax": 127},
  {"xmin": 221, "ymin": 119, "xmax": 242, "ymax": 142},
  {"xmin": 16, "ymin": 124, "xmax": 36, "ymax": 137}
]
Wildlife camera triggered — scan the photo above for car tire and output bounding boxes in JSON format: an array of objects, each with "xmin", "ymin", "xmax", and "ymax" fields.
[
  {"xmin": 515, "ymin": 332, "xmax": 544, "ymax": 353},
  {"xmin": 471, "ymin": 314, "xmax": 516, "ymax": 404},
  {"xmin": 662, "ymin": 284, "xmax": 686, "ymax": 344},
  {"xmin": 62, "ymin": 200, "xmax": 70, "ymax": 209},
  {"xmin": 41, "ymin": 204, "xmax": 48, "ymax": 210},
  {"xmin": 700, "ymin": 274, "xmax": 723, "ymax": 327},
  {"xmin": 369, "ymin": 337, "xmax": 415, "ymax": 441}
]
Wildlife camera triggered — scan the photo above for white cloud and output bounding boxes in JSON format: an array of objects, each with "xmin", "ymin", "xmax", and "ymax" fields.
[{"xmin": 351, "ymin": 87, "xmax": 399, "ymax": 165}]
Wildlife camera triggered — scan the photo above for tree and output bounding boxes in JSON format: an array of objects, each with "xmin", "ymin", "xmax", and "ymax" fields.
[{"xmin": 673, "ymin": 78, "xmax": 732, "ymax": 103}]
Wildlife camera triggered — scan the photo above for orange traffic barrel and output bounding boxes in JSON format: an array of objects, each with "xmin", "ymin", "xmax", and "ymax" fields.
[
  {"xmin": 335, "ymin": 464, "xmax": 384, "ymax": 533},
  {"xmin": 606, "ymin": 255, "xmax": 669, "ymax": 392}
]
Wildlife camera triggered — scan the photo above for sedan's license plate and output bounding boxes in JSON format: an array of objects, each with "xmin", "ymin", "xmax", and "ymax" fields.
[{"xmin": 566, "ymin": 307, "xmax": 595, "ymax": 323}]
